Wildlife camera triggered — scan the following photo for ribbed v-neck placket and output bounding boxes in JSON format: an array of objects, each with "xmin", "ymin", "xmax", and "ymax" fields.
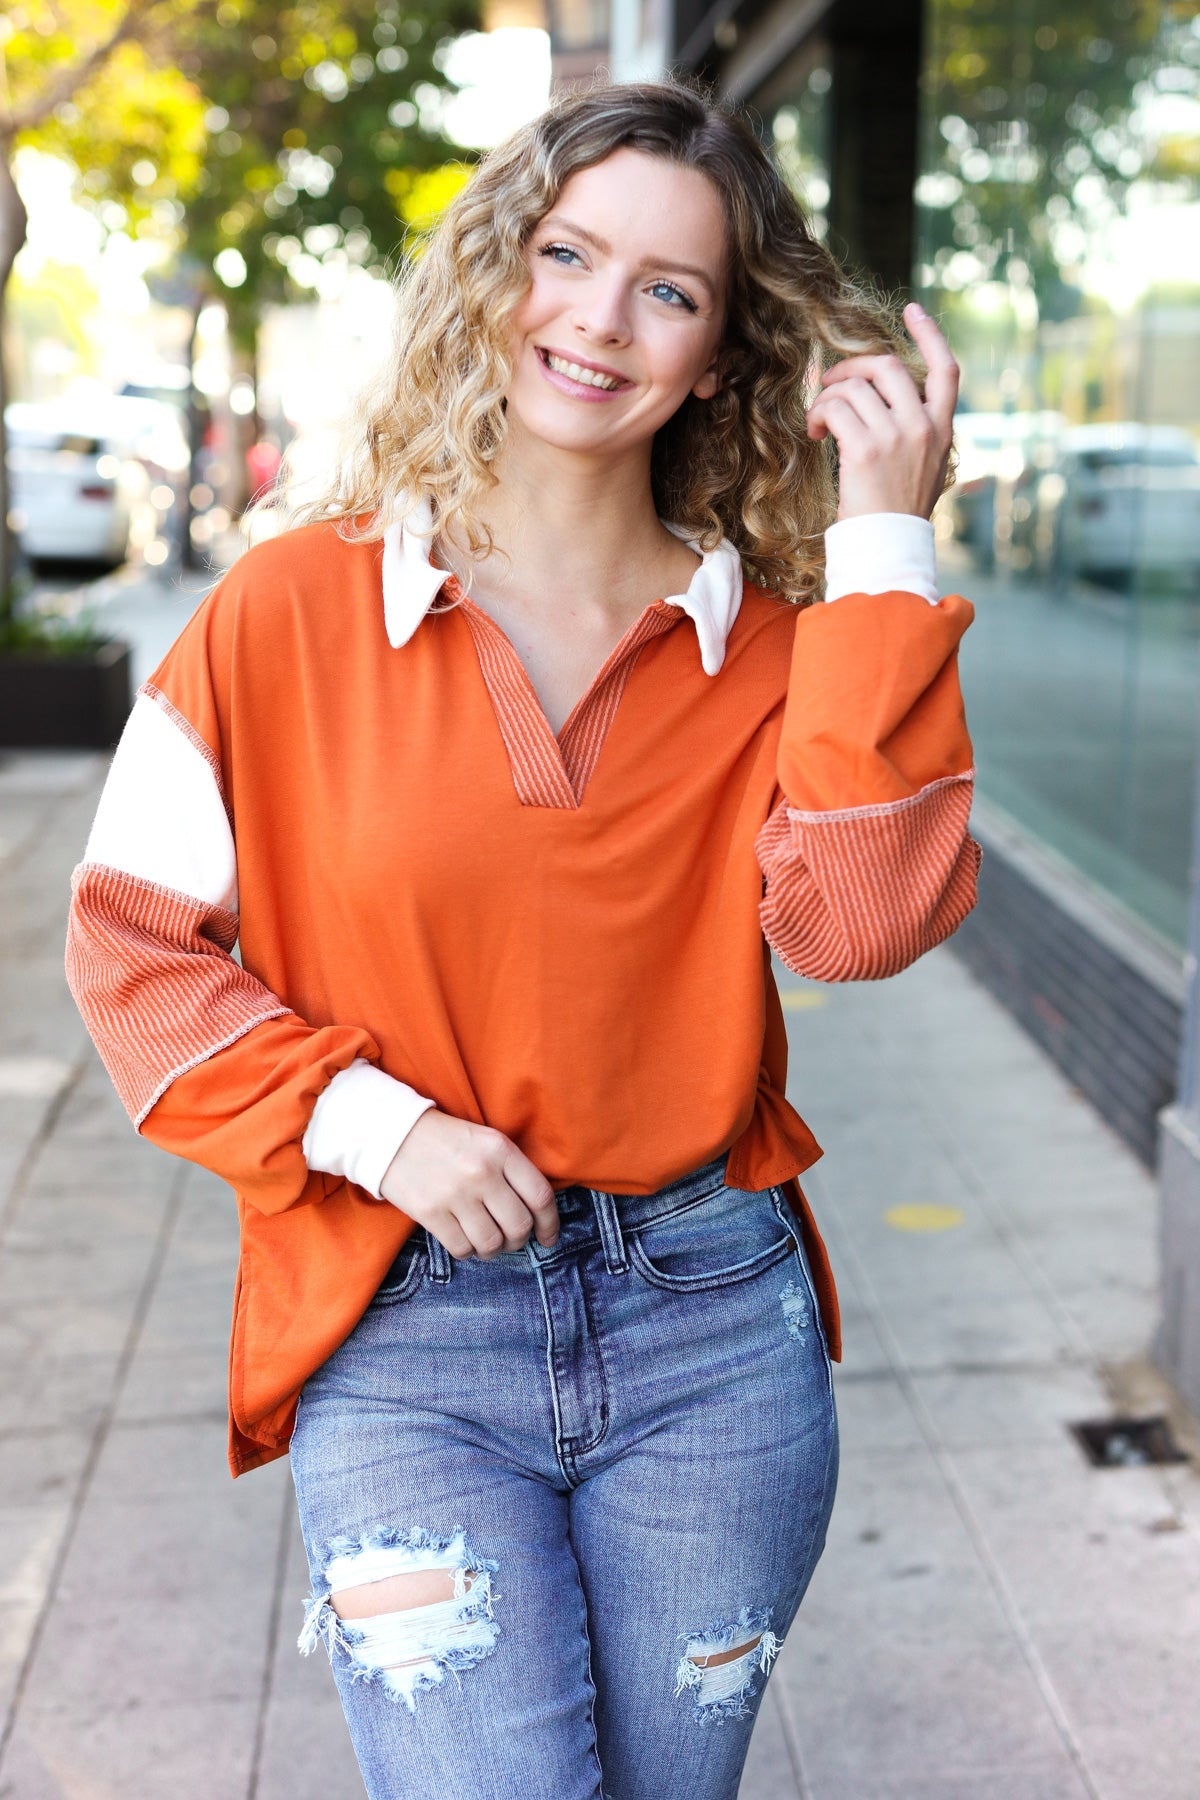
[{"xmin": 444, "ymin": 574, "xmax": 685, "ymax": 809}]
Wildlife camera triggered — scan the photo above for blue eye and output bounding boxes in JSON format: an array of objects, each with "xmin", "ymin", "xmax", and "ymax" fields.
[
  {"xmin": 536, "ymin": 242, "xmax": 699, "ymax": 314},
  {"xmin": 649, "ymin": 280, "xmax": 698, "ymax": 313}
]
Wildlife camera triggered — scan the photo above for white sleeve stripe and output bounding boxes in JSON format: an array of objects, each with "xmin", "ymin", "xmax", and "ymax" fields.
[
  {"xmin": 83, "ymin": 692, "xmax": 238, "ymax": 911},
  {"xmin": 302, "ymin": 1059, "xmax": 437, "ymax": 1199},
  {"xmin": 139, "ymin": 681, "xmax": 230, "ymax": 813},
  {"xmin": 823, "ymin": 513, "xmax": 939, "ymax": 605}
]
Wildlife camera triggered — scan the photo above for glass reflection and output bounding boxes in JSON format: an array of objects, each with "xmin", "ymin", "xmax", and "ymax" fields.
[
  {"xmin": 763, "ymin": 59, "xmax": 833, "ymax": 240},
  {"xmin": 916, "ymin": 0, "xmax": 1200, "ymax": 949}
]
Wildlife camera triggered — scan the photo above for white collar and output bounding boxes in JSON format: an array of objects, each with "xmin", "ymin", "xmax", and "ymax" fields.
[{"xmin": 380, "ymin": 496, "xmax": 744, "ymax": 677}]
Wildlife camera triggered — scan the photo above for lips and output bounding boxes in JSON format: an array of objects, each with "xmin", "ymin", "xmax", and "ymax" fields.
[{"xmin": 535, "ymin": 346, "xmax": 631, "ymax": 393}]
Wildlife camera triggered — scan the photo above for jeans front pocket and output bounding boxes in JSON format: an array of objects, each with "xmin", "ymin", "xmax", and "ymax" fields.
[
  {"xmin": 369, "ymin": 1231, "xmax": 428, "ymax": 1308},
  {"xmin": 627, "ymin": 1183, "xmax": 795, "ymax": 1293}
]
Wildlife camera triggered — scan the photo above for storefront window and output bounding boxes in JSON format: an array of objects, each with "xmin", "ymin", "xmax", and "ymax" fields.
[{"xmin": 915, "ymin": 0, "xmax": 1200, "ymax": 950}]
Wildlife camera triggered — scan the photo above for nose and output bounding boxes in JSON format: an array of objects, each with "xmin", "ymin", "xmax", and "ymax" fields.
[{"xmin": 571, "ymin": 273, "xmax": 632, "ymax": 348}]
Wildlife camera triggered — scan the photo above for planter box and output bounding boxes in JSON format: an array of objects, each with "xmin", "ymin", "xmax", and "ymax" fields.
[{"xmin": 0, "ymin": 638, "xmax": 133, "ymax": 749}]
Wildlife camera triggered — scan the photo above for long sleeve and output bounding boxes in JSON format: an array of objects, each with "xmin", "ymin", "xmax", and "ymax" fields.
[
  {"xmin": 64, "ymin": 589, "xmax": 432, "ymax": 1216},
  {"xmin": 823, "ymin": 512, "xmax": 939, "ymax": 605},
  {"xmin": 755, "ymin": 524, "xmax": 980, "ymax": 981}
]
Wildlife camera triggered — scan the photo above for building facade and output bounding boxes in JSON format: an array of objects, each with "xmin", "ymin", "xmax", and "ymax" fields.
[{"xmin": 608, "ymin": 0, "xmax": 1200, "ymax": 1400}]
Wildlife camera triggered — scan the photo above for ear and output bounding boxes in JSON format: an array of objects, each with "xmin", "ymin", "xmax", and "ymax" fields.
[{"xmin": 692, "ymin": 357, "xmax": 721, "ymax": 401}]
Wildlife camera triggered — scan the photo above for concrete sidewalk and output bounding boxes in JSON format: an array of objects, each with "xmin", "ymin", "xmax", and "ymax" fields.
[{"xmin": 1, "ymin": 746, "xmax": 1197, "ymax": 1799}]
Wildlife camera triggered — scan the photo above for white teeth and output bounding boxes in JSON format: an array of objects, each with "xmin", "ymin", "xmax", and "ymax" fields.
[{"xmin": 544, "ymin": 352, "xmax": 621, "ymax": 390}]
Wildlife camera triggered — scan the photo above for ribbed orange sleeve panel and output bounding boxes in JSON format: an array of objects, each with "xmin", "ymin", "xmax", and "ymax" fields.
[
  {"xmin": 65, "ymin": 867, "xmax": 381, "ymax": 1216},
  {"xmin": 65, "ymin": 864, "xmax": 288, "ymax": 1125},
  {"xmin": 756, "ymin": 589, "xmax": 980, "ymax": 982},
  {"xmin": 756, "ymin": 779, "xmax": 981, "ymax": 981}
]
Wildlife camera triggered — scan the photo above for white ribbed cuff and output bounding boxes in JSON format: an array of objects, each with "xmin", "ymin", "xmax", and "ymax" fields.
[
  {"xmin": 824, "ymin": 513, "xmax": 938, "ymax": 605},
  {"xmin": 302, "ymin": 1059, "xmax": 436, "ymax": 1199}
]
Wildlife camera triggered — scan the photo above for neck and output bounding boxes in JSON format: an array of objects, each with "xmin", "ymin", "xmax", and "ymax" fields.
[{"xmin": 437, "ymin": 427, "xmax": 696, "ymax": 611}]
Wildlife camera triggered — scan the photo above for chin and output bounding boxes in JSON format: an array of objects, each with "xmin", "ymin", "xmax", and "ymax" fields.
[{"xmin": 509, "ymin": 399, "xmax": 624, "ymax": 453}]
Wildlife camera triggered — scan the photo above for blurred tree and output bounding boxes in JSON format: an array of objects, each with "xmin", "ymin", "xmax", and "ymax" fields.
[
  {"xmin": 0, "ymin": 0, "xmax": 480, "ymax": 606},
  {"xmin": 916, "ymin": 0, "xmax": 1197, "ymax": 315},
  {"xmin": 8, "ymin": 257, "xmax": 102, "ymax": 387},
  {"xmin": 165, "ymin": 0, "xmax": 478, "ymax": 534},
  {"xmin": 0, "ymin": 0, "xmax": 205, "ymax": 610},
  {"xmin": 175, "ymin": 0, "xmax": 478, "ymax": 346}
]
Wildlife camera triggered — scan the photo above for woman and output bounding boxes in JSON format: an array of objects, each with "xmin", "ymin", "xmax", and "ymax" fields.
[{"xmin": 66, "ymin": 78, "xmax": 977, "ymax": 1800}]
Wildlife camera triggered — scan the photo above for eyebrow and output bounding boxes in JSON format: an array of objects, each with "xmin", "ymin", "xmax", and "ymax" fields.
[{"xmin": 538, "ymin": 214, "xmax": 721, "ymax": 297}]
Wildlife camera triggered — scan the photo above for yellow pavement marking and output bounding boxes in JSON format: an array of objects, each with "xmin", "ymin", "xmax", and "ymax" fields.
[
  {"xmin": 884, "ymin": 1203, "xmax": 964, "ymax": 1232},
  {"xmin": 779, "ymin": 990, "xmax": 827, "ymax": 1011}
]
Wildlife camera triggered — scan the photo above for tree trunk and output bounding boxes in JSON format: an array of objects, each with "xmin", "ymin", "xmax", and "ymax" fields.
[
  {"xmin": 182, "ymin": 302, "xmax": 203, "ymax": 570},
  {"xmin": 229, "ymin": 335, "xmax": 258, "ymax": 517},
  {"xmin": 0, "ymin": 142, "xmax": 30, "ymax": 622}
]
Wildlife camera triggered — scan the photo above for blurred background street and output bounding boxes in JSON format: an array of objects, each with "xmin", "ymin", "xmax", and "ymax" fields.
[{"xmin": 3, "ymin": 0, "xmax": 1200, "ymax": 1794}]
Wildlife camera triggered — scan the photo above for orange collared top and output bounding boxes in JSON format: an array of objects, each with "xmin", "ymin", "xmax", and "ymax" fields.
[{"xmin": 65, "ymin": 512, "xmax": 978, "ymax": 1475}]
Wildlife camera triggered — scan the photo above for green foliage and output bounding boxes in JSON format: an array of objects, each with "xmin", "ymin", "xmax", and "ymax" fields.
[
  {"xmin": 176, "ymin": 0, "xmax": 482, "ymax": 341},
  {"xmin": 3, "ymin": 3, "xmax": 207, "ymax": 210},
  {"xmin": 0, "ymin": 588, "xmax": 106, "ymax": 655},
  {"xmin": 917, "ymin": 0, "xmax": 1198, "ymax": 311},
  {"xmin": 3, "ymin": 0, "xmax": 484, "ymax": 334},
  {"xmin": 9, "ymin": 256, "xmax": 99, "ymax": 370},
  {"xmin": 0, "ymin": 0, "xmax": 483, "ymax": 611}
]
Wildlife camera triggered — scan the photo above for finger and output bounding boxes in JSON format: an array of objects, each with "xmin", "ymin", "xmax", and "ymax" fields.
[
  {"xmin": 479, "ymin": 1178, "xmax": 541, "ymax": 1253},
  {"xmin": 812, "ymin": 375, "xmax": 898, "ymax": 436},
  {"xmin": 902, "ymin": 303, "xmax": 959, "ymax": 433},
  {"xmin": 806, "ymin": 393, "xmax": 871, "ymax": 451},
  {"xmin": 821, "ymin": 355, "xmax": 929, "ymax": 430},
  {"xmin": 821, "ymin": 354, "xmax": 908, "ymax": 389},
  {"xmin": 455, "ymin": 1197, "xmax": 508, "ymax": 1259},
  {"xmin": 428, "ymin": 1216, "xmax": 475, "ymax": 1260},
  {"xmin": 502, "ymin": 1145, "xmax": 561, "ymax": 1245},
  {"xmin": 806, "ymin": 388, "xmax": 884, "ymax": 454}
]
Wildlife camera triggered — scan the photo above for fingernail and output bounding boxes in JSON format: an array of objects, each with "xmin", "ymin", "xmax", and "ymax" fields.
[{"xmin": 909, "ymin": 302, "xmax": 926, "ymax": 318}]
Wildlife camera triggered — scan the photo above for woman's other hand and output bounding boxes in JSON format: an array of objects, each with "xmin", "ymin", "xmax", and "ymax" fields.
[
  {"xmin": 806, "ymin": 302, "xmax": 959, "ymax": 522},
  {"xmin": 378, "ymin": 1109, "xmax": 561, "ymax": 1258}
]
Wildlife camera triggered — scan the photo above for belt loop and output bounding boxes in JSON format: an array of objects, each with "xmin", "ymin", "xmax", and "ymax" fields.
[
  {"xmin": 425, "ymin": 1229, "xmax": 453, "ymax": 1284},
  {"xmin": 590, "ymin": 1188, "xmax": 628, "ymax": 1275}
]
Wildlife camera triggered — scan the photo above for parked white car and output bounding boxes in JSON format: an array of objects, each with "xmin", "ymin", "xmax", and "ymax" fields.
[
  {"xmin": 947, "ymin": 411, "xmax": 1064, "ymax": 570},
  {"xmin": 5, "ymin": 400, "xmax": 161, "ymax": 566},
  {"xmin": 1039, "ymin": 424, "xmax": 1200, "ymax": 584}
]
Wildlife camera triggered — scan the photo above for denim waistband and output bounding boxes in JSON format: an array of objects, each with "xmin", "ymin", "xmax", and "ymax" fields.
[
  {"xmin": 420, "ymin": 1153, "xmax": 751, "ymax": 1284},
  {"xmin": 555, "ymin": 1154, "xmax": 731, "ymax": 1232}
]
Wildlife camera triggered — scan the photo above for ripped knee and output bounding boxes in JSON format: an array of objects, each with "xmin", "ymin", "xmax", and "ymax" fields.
[
  {"xmin": 298, "ymin": 1527, "xmax": 500, "ymax": 1710},
  {"xmin": 674, "ymin": 1606, "xmax": 780, "ymax": 1723}
]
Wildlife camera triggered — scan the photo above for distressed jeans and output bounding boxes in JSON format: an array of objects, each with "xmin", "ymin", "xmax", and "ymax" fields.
[{"xmin": 290, "ymin": 1155, "xmax": 839, "ymax": 1800}]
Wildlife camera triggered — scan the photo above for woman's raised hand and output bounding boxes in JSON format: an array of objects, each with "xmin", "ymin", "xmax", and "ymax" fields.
[
  {"xmin": 378, "ymin": 1109, "xmax": 561, "ymax": 1258},
  {"xmin": 806, "ymin": 302, "xmax": 959, "ymax": 522}
]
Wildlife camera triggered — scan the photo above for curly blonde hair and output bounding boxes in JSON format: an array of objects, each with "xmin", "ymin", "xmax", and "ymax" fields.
[{"xmin": 291, "ymin": 76, "xmax": 921, "ymax": 602}]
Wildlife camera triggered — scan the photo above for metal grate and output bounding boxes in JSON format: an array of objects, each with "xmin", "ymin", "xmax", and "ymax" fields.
[{"xmin": 1069, "ymin": 1415, "xmax": 1188, "ymax": 1468}]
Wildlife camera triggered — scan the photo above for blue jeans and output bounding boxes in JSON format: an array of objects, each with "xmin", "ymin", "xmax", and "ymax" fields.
[{"xmin": 290, "ymin": 1156, "xmax": 839, "ymax": 1800}]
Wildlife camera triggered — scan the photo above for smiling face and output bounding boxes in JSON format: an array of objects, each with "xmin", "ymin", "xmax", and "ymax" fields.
[{"xmin": 505, "ymin": 146, "xmax": 730, "ymax": 461}]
